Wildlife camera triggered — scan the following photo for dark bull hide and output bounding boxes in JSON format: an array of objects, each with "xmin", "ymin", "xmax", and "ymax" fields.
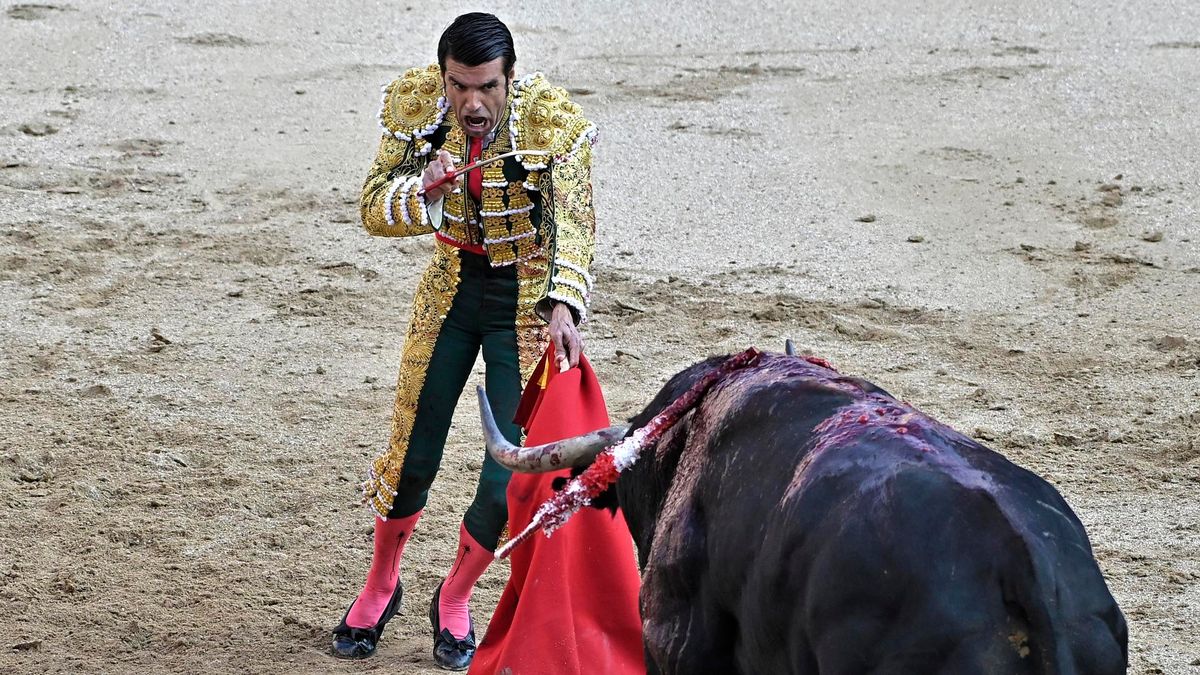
[{"xmin": 482, "ymin": 348, "xmax": 1128, "ymax": 674}]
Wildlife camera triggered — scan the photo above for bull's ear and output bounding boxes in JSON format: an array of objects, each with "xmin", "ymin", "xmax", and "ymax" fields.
[{"xmin": 785, "ymin": 339, "xmax": 797, "ymax": 356}]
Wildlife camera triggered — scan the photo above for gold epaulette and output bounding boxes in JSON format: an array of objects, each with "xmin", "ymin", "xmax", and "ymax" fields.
[
  {"xmin": 377, "ymin": 63, "xmax": 449, "ymax": 157},
  {"xmin": 509, "ymin": 73, "xmax": 596, "ymax": 170}
]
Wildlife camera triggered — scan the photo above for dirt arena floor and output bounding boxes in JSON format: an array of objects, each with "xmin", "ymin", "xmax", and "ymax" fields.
[{"xmin": 2, "ymin": 1, "xmax": 1197, "ymax": 673}]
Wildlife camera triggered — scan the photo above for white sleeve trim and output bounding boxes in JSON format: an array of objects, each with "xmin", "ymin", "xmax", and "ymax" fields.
[
  {"xmin": 397, "ymin": 176, "xmax": 420, "ymax": 226},
  {"xmin": 383, "ymin": 176, "xmax": 404, "ymax": 227},
  {"xmin": 547, "ymin": 290, "xmax": 588, "ymax": 323},
  {"xmin": 554, "ymin": 259, "xmax": 595, "ymax": 290},
  {"xmin": 551, "ymin": 275, "xmax": 589, "ymax": 296}
]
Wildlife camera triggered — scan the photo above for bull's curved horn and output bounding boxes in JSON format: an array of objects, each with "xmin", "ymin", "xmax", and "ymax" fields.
[
  {"xmin": 476, "ymin": 386, "xmax": 629, "ymax": 473},
  {"xmin": 785, "ymin": 339, "xmax": 797, "ymax": 356}
]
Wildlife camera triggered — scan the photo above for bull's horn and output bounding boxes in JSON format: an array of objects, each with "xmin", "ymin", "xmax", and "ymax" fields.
[
  {"xmin": 785, "ymin": 339, "xmax": 797, "ymax": 356},
  {"xmin": 476, "ymin": 386, "xmax": 629, "ymax": 473}
]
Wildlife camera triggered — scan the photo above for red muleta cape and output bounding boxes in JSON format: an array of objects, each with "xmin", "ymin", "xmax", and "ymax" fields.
[{"xmin": 469, "ymin": 348, "xmax": 644, "ymax": 674}]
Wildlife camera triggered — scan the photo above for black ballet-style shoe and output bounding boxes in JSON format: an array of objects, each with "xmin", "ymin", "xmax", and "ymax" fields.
[
  {"xmin": 429, "ymin": 581, "xmax": 476, "ymax": 671},
  {"xmin": 330, "ymin": 580, "xmax": 404, "ymax": 659}
]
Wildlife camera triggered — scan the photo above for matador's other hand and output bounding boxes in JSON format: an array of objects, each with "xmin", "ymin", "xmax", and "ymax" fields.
[
  {"xmin": 422, "ymin": 150, "xmax": 460, "ymax": 203},
  {"xmin": 549, "ymin": 303, "xmax": 582, "ymax": 372}
]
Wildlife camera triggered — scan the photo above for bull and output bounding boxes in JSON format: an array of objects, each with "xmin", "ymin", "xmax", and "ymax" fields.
[{"xmin": 478, "ymin": 345, "xmax": 1128, "ymax": 674}]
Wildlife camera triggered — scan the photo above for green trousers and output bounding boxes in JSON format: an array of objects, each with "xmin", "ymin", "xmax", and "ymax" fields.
[{"xmin": 375, "ymin": 246, "xmax": 532, "ymax": 550}]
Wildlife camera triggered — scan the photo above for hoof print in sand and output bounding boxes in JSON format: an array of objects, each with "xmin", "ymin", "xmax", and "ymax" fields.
[
  {"xmin": 1151, "ymin": 41, "xmax": 1200, "ymax": 50},
  {"xmin": 176, "ymin": 32, "xmax": 258, "ymax": 47},
  {"xmin": 1079, "ymin": 181, "xmax": 1126, "ymax": 229},
  {"xmin": 18, "ymin": 122, "xmax": 59, "ymax": 137},
  {"xmin": 6, "ymin": 4, "xmax": 72, "ymax": 20},
  {"xmin": 112, "ymin": 138, "xmax": 168, "ymax": 158}
]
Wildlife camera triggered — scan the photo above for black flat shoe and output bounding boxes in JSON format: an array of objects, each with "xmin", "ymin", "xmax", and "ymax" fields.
[
  {"xmin": 331, "ymin": 580, "xmax": 404, "ymax": 659},
  {"xmin": 429, "ymin": 581, "xmax": 476, "ymax": 671}
]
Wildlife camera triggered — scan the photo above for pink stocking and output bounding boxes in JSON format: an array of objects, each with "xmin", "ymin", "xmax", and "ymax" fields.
[
  {"xmin": 346, "ymin": 512, "xmax": 421, "ymax": 628},
  {"xmin": 437, "ymin": 523, "xmax": 493, "ymax": 639}
]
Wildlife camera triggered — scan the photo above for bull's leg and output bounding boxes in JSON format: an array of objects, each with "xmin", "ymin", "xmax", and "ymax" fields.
[
  {"xmin": 641, "ymin": 587, "xmax": 739, "ymax": 675},
  {"xmin": 644, "ymin": 645, "xmax": 662, "ymax": 675},
  {"xmin": 640, "ymin": 501, "xmax": 740, "ymax": 674}
]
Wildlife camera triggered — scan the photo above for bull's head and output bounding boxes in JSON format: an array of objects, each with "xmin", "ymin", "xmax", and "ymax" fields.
[
  {"xmin": 482, "ymin": 341, "xmax": 801, "ymax": 476},
  {"xmin": 476, "ymin": 385, "xmax": 629, "ymax": 473}
]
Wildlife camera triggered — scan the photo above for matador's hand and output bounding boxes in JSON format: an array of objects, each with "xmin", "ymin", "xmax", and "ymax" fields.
[
  {"xmin": 422, "ymin": 150, "xmax": 460, "ymax": 203},
  {"xmin": 549, "ymin": 303, "xmax": 582, "ymax": 372}
]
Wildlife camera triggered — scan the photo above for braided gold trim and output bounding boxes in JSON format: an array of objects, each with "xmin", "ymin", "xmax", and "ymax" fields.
[{"xmin": 516, "ymin": 257, "xmax": 552, "ymax": 384}]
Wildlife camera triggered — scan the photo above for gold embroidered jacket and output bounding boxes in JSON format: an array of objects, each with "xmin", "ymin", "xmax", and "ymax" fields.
[{"xmin": 360, "ymin": 64, "xmax": 597, "ymax": 322}]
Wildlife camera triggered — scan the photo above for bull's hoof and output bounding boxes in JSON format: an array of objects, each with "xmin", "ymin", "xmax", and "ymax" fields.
[
  {"xmin": 330, "ymin": 581, "xmax": 404, "ymax": 659},
  {"xmin": 429, "ymin": 581, "xmax": 476, "ymax": 671}
]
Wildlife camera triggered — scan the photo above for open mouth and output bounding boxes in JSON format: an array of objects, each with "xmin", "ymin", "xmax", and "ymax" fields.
[{"xmin": 464, "ymin": 115, "xmax": 489, "ymax": 133}]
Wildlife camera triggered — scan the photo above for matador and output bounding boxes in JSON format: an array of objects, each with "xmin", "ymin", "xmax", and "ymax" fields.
[{"xmin": 330, "ymin": 12, "xmax": 598, "ymax": 672}]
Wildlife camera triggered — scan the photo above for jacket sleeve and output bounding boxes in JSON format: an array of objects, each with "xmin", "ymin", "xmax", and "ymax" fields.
[
  {"xmin": 359, "ymin": 134, "xmax": 436, "ymax": 238},
  {"xmin": 536, "ymin": 140, "xmax": 596, "ymax": 324}
]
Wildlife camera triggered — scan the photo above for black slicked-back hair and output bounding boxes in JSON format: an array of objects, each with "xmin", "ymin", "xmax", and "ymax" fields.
[{"xmin": 437, "ymin": 13, "xmax": 516, "ymax": 75}]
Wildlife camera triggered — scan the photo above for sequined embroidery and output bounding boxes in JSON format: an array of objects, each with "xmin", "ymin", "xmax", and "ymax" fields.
[{"xmin": 363, "ymin": 242, "xmax": 461, "ymax": 518}]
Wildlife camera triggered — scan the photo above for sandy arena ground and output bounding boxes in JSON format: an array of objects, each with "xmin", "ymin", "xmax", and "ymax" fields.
[{"xmin": 1, "ymin": 1, "xmax": 1198, "ymax": 673}]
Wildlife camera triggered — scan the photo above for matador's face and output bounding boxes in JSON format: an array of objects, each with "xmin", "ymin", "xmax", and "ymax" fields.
[{"xmin": 443, "ymin": 56, "xmax": 513, "ymax": 139}]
